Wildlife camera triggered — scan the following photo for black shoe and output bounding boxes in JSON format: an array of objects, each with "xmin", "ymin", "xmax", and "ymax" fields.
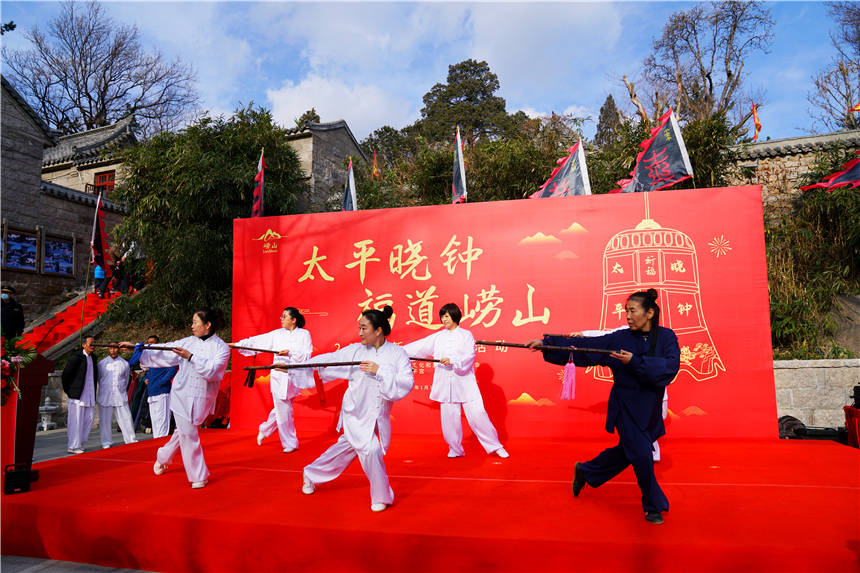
[
  {"xmin": 645, "ymin": 511, "xmax": 664, "ymax": 524},
  {"xmin": 572, "ymin": 462, "xmax": 586, "ymax": 497}
]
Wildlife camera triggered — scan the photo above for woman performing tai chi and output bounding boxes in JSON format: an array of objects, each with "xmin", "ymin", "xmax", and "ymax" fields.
[
  {"xmin": 124, "ymin": 308, "xmax": 230, "ymax": 489},
  {"xmin": 302, "ymin": 306, "xmax": 413, "ymax": 512},
  {"xmin": 230, "ymin": 307, "xmax": 313, "ymax": 453},
  {"xmin": 529, "ymin": 289, "xmax": 679, "ymax": 524},
  {"xmin": 403, "ymin": 302, "xmax": 508, "ymax": 459}
]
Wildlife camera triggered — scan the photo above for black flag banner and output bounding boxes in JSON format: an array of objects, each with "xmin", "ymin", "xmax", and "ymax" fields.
[
  {"xmin": 612, "ymin": 109, "xmax": 693, "ymax": 193},
  {"xmin": 531, "ymin": 140, "xmax": 591, "ymax": 198}
]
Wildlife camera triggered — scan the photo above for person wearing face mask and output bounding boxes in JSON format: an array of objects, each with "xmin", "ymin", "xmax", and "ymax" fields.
[
  {"xmin": 97, "ymin": 343, "xmax": 137, "ymax": 449},
  {"xmin": 122, "ymin": 308, "xmax": 229, "ymax": 489},
  {"xmin": 229, "ymin": 307, "xmax": 313, "ymax": 453},
  {"xmin": 301, "ymin": 306, "xmax": 413, "ymax": 512},
  {"xmin": 1, "ymin": 285, "xmax": 25, "ymax": 338},
  {"xmin": 61, "ymin": 336, "xmax": 100, "ymax": 454},
  {"xmin": 528, "ymin": 288, "xmax": 679, "ymax": 525},
  {"xmin": 403, "ymin": 302, "xmax": 508, "ymax": 459}
]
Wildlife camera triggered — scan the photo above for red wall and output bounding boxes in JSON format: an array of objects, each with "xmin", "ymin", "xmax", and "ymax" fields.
[{"xmin": 232, "ymin": 186, "xmax": 776, "ymax": 438}]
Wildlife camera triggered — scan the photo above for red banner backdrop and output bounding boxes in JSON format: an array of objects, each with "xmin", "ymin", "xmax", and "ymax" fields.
[{"xmin": 232, "ymin": 186, "xmax": 776, "ymax": 439}]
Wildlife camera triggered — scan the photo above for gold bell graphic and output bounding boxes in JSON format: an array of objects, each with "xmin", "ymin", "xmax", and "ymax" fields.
[{"xmin": 591, "ymin": 210, "xmax": 725, "ymax": 383}]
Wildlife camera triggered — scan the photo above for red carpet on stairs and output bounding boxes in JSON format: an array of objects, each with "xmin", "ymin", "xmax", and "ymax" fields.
[
  {"xmin": 2, "ymin": 431, "xmax": 857, "ymax": 572},
  {"xmin": 21, "ymin": 293, "xmax": 121, "ymax": 353}
]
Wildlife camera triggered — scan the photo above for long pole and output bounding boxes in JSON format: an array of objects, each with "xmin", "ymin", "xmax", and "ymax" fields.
[{"xmin": 474, "ymin": 340, "xmax": 617, "ymax": 356}]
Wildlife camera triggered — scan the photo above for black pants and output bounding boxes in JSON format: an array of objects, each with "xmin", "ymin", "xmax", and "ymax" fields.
[{"xmin": 579, "ymin": 412, "xmax": 668, "ymax": 513}]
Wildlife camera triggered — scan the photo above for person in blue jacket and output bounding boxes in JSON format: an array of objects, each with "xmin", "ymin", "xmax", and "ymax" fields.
[
  {"xmin": 128, "ymin": 335, "xmax": 179, "ymax": 438},
  {"xmin": 529, "ymin": 288, "xmax": 679, "ymax": 525}
]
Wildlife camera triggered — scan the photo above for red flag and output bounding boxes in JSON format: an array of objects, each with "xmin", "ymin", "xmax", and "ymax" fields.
[
  {"xmin": 372, "ymin": 149, "xmax": 380, "ymax": 178},
  {"xmin": 251, "ymin": 149, "xmax": 266, "ymax": 217},
  {"xmin": 752, "ymin": 104, "xmax": 762, "ymax": 142},
  {"xmin": 90, "ymin": 192, "xmax": 111, "ymax": 273},
  {"xmin": 800, "ymin": 150, "xmax": 860, "ymax": 192},
  {"xmin": 342, "ymin": 158, "xmax": 358, "ymax": 211},
  {"xmin": 452, "ymin": 126, "xmax": 467, "ymax": 204},
  {"xmin": 850, "ymin": 102, "xmax": 860, "ymax": 113},
  {"xmin": 530, "ymin": 140, "xmax": 592, "ymax": 198},
  {"xmin": 610, "ymin": 109, "xmax": 693, "ymax": 193}
]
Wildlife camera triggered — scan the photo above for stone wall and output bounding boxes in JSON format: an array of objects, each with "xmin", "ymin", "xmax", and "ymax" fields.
[
  {"xmin": 727, "ymin": 130, "xmax": 860, "ymax": 221},
  {"xmin": 2, "ymin": 85, "xmax": 125, "ymax": 317},
  {"xmin": 774, "ymin": 359, "xmax": 859, "ymax": 427}
]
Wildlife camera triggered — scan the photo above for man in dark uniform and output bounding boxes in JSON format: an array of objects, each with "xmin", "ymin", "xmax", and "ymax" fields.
[{"xmin": 1, "ymin": 285, "xmax": 25, "ymax": 338}]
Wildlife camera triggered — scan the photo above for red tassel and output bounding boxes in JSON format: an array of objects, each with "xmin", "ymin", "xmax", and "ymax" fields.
[{"xmin": 561, "ymin": 360, "xmax": 575, "ymax": 400}]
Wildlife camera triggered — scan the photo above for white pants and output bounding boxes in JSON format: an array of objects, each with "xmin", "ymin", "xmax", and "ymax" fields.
[
  {"xmin": 156, "ymin": 412, "xmax": 209, "ymax": 483},
  {"xmin": 67, "ymin": 401, "xmax": 95, "ymax": 450},
  {"xmin": 148, "ymin": 393, "xmax": 172, "ymax": 439},
  {"xmin": 653, "ymin": 391, "xmax": 669, "ymax": 461},
  {"xmin": 304, "ymin": 432, "xmax": 393, "ymax": 505},
  {"xmin": 440, "ymin": 399, "xmax": 503, "ymax": 456},
  {"xmin": 258, "ymin": 397, "xmax": 298, "ymax": 450},
  {"xmin": 98, "ymin": 404, "xmax": 137, "ymax": 447}
]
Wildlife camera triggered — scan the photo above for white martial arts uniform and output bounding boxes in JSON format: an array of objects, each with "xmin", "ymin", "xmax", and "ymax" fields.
[
  {"xmin": 141, "ymin": 334, "xmax": 230, "ymax": 484},
  {"xmin": 67, "ymin": 350, "xmax": 96, "ymax": 451},
  {"xmin": 582, "ymin": 326, "xmax": 668, "ymax": 461},
  {"xmin": 96, "ymin": 355, "xmax": 137, "ymax": 448},
  {"xmin": 404, "ymin": 327, "xmax": 504, "ymax": 456},
  {"xmin": 235, "ymin": 327, "xmax": 314, "ymax": 450},
  {"xmin": 303, "ymin": 341, "xmax": 414, "ymax": 505}
]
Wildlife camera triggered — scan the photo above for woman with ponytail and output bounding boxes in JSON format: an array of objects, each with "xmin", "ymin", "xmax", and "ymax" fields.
[
  {"xmin": 301, "ymin": 306, "xmax": 414, "ymax": 512},
  {"xmin": 230, "ymin": 307, "xmax": 314, "ymax": 453},
  {"xmin": 530, "ymin": 288, "xmax": 679, "ymax": 524}
]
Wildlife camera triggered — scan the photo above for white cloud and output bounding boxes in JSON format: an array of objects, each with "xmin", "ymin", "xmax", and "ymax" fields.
[{"xmin": 266, "ymin": 75, "xmax": 417, "ymax": 140}]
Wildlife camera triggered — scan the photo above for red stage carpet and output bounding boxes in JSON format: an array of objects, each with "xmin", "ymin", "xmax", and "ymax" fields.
[{"xmin": 2, "ymin": 431, "xmax": 857, "ymax": 573}]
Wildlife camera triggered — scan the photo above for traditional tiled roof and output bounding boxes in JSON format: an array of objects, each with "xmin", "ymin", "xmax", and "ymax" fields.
[
  {"xmin": 39, "ymin": 180, "xmax": 127, "ymax": 214},
  {"xmin": 1, "ymin": 75, "xmax": 58, "ymax": 145},
  {"xmin": 732, "ymin": 130, "xmax": 860, "ymax": 160},
  {"xmin": 285, "ymin": 120, "xmax": 368, "ymax": 162},
  {"xmin": 42, "ymin": 115, "xmax": 137, "ymax": 168}
]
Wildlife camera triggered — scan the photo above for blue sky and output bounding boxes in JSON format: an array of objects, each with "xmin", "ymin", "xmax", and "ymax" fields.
[{"xmin": 1, "ymin": 1, "xmax": 837, "ymax": 142}]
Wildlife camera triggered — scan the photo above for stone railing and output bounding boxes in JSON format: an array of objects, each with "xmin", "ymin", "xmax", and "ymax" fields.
[{"xmin": 774, "ymin": 359, "xmax": 859, "ymax": 427}]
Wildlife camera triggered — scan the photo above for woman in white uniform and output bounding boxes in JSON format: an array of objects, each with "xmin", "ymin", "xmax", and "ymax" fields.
[
  {"xmin": 230, "ymin": 306, "xmax": 313, "ymax": 452},
  {"xmin": 125, "ymin": 308, "xmax": 229, "ymax": 489},
  {"xmin": 404, "ymin": 303, "xmax": 508, "ymax": 459},
  {"xmin": 96, "ymin": 343, "xmax": 137, "ymax": 449},
  {"xmin": 302, "ymin": 306, "xmax": 413, "ymax": 512}
]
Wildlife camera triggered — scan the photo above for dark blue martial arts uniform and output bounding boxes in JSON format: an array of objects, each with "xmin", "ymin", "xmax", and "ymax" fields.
[{"xmin": 542, "ymin": 327, "xmax": 680, "ymax": 513}]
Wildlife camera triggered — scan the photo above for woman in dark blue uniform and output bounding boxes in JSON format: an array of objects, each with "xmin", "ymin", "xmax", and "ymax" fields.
[{"xmin": 531, "ymin": 288, "xmax": 679, "ymax": 524}]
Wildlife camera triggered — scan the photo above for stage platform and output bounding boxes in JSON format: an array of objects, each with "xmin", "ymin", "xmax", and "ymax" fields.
[{"xmin": 2, "ymin": 430, "xmax": 857, "ymax": 572}]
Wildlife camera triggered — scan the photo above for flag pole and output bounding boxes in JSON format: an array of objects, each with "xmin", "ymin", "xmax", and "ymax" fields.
[{"xmin": 80, "ymin": 191, "xmax": 103, "ymax": 347}]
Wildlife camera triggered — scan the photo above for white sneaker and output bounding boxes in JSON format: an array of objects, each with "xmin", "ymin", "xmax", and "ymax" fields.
[
  {"xmin": 447, "ymin": 450, "xmax": 464, "ymax": 458},
  {"xmin": 67, "ymin": 448, "xmax": 85, "ymax": 455},
  {"xmin": 302, "ymin": 473, "xmax": 315, "ymax": 495},
  {"xmin": 191, "ymin": 480, "xmax": 208, "ymax": 489},
  {"xmin": 495, "ymin": 448, "xmax": 510, "ymax": 459},
  {"xmin": 256, "ymin": 432, "xmax": 264, "ymax": 446},
  {"xmin": 153, "ymin": 461, "xmax": 166, "ymax": 475},
  {"xmin": 102, "ymin": 445, "xmax": 111, "ymax": 450},
  {"xmin": 370, "ymin": 503, "xmax": 388, "ymax": 512},
  {"xmin": 283, "ymin": 447, "xmax": 297, "ymax": 453}
]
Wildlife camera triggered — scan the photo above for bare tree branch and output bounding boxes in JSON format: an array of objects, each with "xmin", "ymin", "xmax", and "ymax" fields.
[{"xmin": 2, "ymin": 0, "xmax": 198, "ymax": 138}]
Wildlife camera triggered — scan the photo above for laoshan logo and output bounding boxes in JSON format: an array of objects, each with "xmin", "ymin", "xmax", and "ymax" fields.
[{"xmin": 253, "ymin": 229, "xmax": 283, "ymax": 254}]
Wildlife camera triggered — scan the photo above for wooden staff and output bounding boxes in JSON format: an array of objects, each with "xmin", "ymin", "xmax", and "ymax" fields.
[
  {"xmin": 244, "ymin": 356, "xmax": 442, "ymax": 373},
  {"xmin": 474, "ymin": 340, "xmax": 617, "ymax": 356},
  {"xmin": 229, "ymin": 344, "xmax": 286, "ymax": 354},
  {"xmin": 92, "ymin": 343, "xmax": 180, "ymax": 351}
]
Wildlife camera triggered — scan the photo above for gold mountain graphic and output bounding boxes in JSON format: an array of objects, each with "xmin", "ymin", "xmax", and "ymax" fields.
[{"xmin": 254, "ymin": 229, "xmax": 283, "ymax": 241}]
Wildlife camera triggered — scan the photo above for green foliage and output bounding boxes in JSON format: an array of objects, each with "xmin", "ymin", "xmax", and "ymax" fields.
[
  {"xmin": 108, "ymin": 105, "xmax": 308, "ymax": 327},
  {"xmin": 678, "ymin": 113, "xmax": 737, "ymax": 189},
  {"xmin": 586, "ymin": 117, "xmax": 649, "ymax": 194},
  {"xmin": 766, "ymin": 147, "xmax": 859, "ymax": 358},
  {"xmin": 415, "ymin": 59, "xmax": 514, "ymax": 144},
  {"xmin": 594, "ymin": 95, "xmax": 622, "ymax": 148}
]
